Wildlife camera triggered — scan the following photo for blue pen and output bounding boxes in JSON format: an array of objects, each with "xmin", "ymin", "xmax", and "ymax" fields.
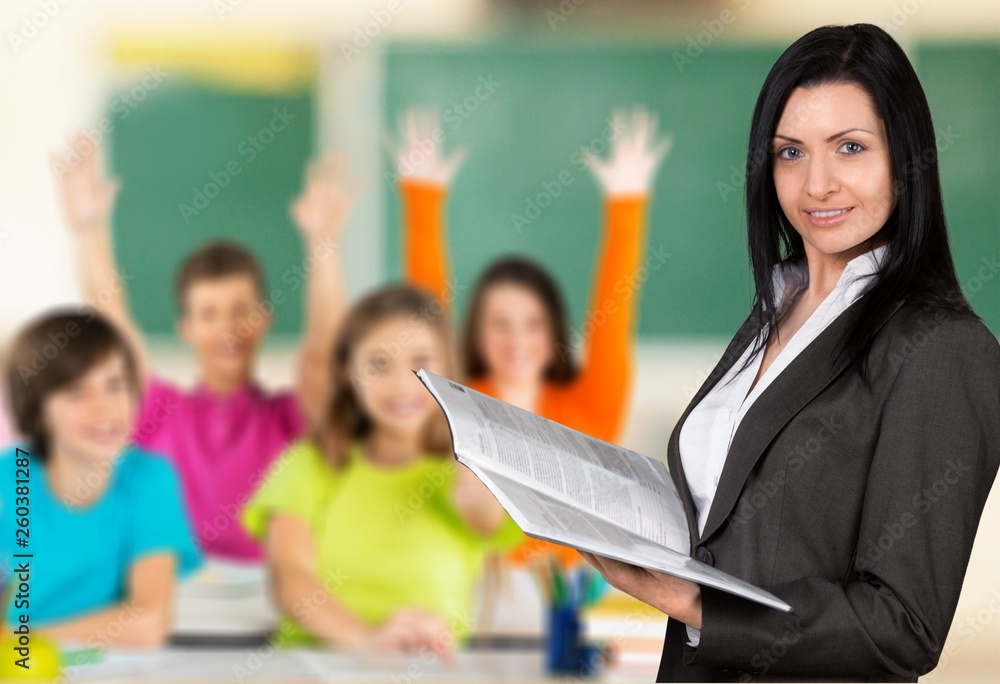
[{"xmin": 572, "ymin": 566, "xmax": 583, "ymax": 607}]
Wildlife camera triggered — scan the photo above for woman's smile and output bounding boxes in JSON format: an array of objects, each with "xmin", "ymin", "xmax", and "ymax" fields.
[{"xmin": 804, "ymin": 206, "xmax": 854, "ymax": 227}]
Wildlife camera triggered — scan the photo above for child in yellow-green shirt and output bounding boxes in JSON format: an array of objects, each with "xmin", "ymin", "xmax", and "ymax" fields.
[
  {"xmin": 243, "ymin": 439, "xmax": 519, "ymax": 648},
  {"xmin": 241, "ymin": 282, "xmax": 522, "ymax": 658}
]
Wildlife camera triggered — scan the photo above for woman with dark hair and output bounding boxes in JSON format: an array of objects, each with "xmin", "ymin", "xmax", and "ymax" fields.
[{"xmin": 574, "ymin": 24, "xmax": 999, "ymax": 682}]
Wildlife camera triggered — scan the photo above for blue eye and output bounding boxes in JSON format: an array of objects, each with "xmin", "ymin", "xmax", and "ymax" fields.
[
  {"xmin": 776, "ymin": 147, "xmax": 802, "ymax": 160},
  {"xmin": 839, "ymin": 141, "xmax": 866, "ymax": 155}
]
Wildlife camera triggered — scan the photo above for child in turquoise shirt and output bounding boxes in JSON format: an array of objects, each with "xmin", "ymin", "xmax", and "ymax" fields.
[{"xmin": 1, "ymin": 311, "xmax": 202, "ymax": 646}]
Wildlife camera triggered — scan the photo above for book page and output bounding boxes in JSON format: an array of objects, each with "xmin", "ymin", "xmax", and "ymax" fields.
[
  {"xmin": 417, "ymin": 370, "xmax": 688, "ymax": 551},
  {"xmin": 468, "ymin": 465, "xmax": 791, "ymax": 613},
  {"xmin": 418, "ymin": 370, "xmax": 791, "ymax": 613}
]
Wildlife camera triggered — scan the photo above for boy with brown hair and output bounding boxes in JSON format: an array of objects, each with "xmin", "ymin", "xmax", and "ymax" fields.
[{"xmin": 56, "ymin": 135, "xmax": 360, "ymax": 560}]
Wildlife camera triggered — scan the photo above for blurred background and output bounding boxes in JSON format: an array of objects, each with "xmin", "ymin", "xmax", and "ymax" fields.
[{"xmin": 1, "ymin": 0, "xmax": 998, "ymax": 681}]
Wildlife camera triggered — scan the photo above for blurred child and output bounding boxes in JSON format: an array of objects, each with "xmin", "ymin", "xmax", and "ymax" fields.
[
  {"xmin": 1, "ymin": 311, "xmax": 201, "ymax": 646},
  {"xmin": 390, "ymin": 107, "xmax": 671, "ymax": 567},
  {"xmin": 55, "ymin": 139, "xmax": 358, "ymax": 561},
  {"xmin": 241, "ymin": 285, "xmax": 523, "ymax": 656}
]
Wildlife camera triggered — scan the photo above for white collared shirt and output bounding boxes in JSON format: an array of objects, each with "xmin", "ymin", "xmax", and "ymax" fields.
[{"xmin": 680, "ymin": 243, "xmax": 888, "ymax": 647}]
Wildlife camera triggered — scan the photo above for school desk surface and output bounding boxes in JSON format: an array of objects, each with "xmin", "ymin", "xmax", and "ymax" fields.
[{"xmin": 66, "ymin": 646, "xmax": 647, "ymax": 683}]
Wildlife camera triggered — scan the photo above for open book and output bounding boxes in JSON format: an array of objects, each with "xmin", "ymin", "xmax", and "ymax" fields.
[{"xmin": 416, "ymin": 369, "xmax": 792, "ymax": 613}]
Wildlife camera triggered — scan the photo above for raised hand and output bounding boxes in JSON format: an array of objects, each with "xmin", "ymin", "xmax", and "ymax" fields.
[
  {"xmin": 52, "ymin": 130, "xmax": 148, "ymax": 385},
  {"xmin": 386, "ymin": 107, "xmax": 467, "ymax": 186},
  {"xmin": 53, "ymin": 133, "xmax": 120, "ymax": 233},
  {"xmin": 582, "ymin": 107, "xmax": 673, "ymax": 196},
  {"xmin": 291, "ymin": 153, "xmax": 364, "ymax": 243}
]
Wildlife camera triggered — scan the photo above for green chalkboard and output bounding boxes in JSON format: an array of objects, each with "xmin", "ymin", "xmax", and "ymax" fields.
[
  {"xmin": 110, "ymin": 78, "xmax": 315, "ymax": 335},
  {"xmin": 917, "ymin": 43, "xmax": 1000, "ymax": 334},
  {"xmin": 383, "ymin": 42, "xmax": 783, "ymax": 338},
  {"xmin": 383, "ymin": 41, "xmax": 1000, "ymax": 337}
]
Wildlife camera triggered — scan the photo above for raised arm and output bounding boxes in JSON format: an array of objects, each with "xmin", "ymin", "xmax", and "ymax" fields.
[
  {"xmin": 388, "ymin": 107, "xmax": 466, "ymax": 304},
  {"xmin": 291, "ymin": 154, "xmax": 362, "ymax": 428},
  {"xmin": 571, "ymin": 108, "xmax": 672, "ymax": 440},
  {"xmin": 54, "ymin": 134, "xmax": 149, "ymax": 386}
]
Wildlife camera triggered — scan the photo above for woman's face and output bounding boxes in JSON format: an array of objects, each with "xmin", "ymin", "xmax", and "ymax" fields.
[
  {"xmin": 347, "ymin": 315, "xmax": 447, "ymax": 438},
  {"xmin": 477, "ymin": 283, "xmax": 555, "ymax": 386},
  {"xmin": 772, "ymin": 82, "xmax": 895, "ymax": 257},
  {"xmin": 43, "ymin": 351, "xmax": 136, "ymax": 469}
]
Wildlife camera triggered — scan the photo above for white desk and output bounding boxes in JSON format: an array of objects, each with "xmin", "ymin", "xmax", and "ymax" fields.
[
  {"xmin": 66, "ymin": 647, "xmax": 650, "ymax": 683},
  {"xmin": 175, "ymin": 560, "xmax": 545, "ymax": 638}
]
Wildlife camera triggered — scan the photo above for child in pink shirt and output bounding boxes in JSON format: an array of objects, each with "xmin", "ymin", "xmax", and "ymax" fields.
[
  {"xmin": 57, "ymin": 138, "xmax": 359, "ymax": 561},
  {"xmin": 132, "ymin": 368, "xmax": 305, "ymax": 559}
]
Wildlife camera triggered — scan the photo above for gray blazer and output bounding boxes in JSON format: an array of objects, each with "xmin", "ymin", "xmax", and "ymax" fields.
[{"xmin": 656, "ymin": 298, "xmax": 1000, "ymax": 683}]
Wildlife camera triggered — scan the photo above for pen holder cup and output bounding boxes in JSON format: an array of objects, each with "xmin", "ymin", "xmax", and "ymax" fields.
[{"xmin": 545, "ymin": 603, "xmax": 601, "ymax": 677}]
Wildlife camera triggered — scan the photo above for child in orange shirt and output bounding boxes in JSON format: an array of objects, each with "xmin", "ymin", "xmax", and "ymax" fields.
[{"xmin": 389, "ymin": 107, "xmax": 672, "ymax": 567}]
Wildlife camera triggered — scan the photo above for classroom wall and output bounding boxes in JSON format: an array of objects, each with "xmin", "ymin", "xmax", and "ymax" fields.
[
  {"xmin": 1, "ymin": 2, "xmax": 998, "ymax": 681},
  {"xmin": 2, "ymin": 0, "xmax": 999, "ymax": 340},
  {"xmin": 0, "ymin": 0, "xmax": 489, "ymax": 339}
]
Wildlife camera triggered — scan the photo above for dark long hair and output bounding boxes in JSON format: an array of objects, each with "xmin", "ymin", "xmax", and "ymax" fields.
[
  {"xmin": 463, "ymin": 255, "xmax": 578, "ymax": 384},
  {"xmin": 737, "ymin": 23, "xmax": 976, "ymax": 387}
]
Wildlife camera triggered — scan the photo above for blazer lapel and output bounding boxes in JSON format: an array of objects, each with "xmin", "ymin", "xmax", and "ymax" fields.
[
  {"xmin": 695, "ymin": 297, "xmax": 906, "ymax": 545},
  {"xmin": 666, "ymin": 309, "xmax": 765, "ymax": 549}
]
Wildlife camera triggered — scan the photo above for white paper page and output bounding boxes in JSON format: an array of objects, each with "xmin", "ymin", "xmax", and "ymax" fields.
[
  {"xmin": 417, "ymin": 370, "xmax": 688, "ymax": 550},
  {"xmin": 470, "ymin": 466, "xmax": 790, "ymax": 613},
  {"xmin": 418, "ymin": 370, "xmax": 792, "ymax": 613}
]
